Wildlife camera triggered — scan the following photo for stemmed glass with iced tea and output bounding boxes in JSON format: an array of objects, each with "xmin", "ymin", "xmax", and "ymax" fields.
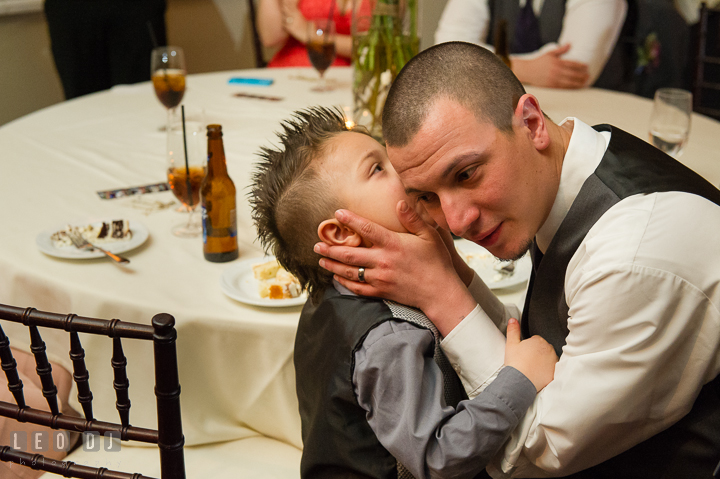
[
  {"xmin": 151, "ymin": 46, "xmax": 186, "ymax": 121},
  {"xmin": 307, "ymin": 20, "xmax": 336, "ymax": 92},
  {"xmin": 167, "ymin": 109, "xmax": 205, "ymax": 237}
]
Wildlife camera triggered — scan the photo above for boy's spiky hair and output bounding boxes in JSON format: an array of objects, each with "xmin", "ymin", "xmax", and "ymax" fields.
[{"xmin": 250, "ymin": 106, "xmax": 369, "ymax": 304}]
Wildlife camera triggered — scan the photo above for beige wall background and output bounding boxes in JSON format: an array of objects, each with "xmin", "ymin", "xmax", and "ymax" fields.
[{"xmin": 0, "ymin": 0, "xmax": 447, "ymax": 127}]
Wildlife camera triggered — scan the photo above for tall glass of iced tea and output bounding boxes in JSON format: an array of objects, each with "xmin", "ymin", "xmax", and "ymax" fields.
[
  {"xmin": 151, "ymin": 46, "xmax": 186, "ymax": 119},
  {"xmin": 167, "ymin": 110, "xmax": 206, "ymax": 237}
]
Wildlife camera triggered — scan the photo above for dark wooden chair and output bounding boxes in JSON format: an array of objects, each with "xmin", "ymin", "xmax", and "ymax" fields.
[
  {"xmin": 247, "ymin": 0, "xmax": 268, "ymax": 68},
  {"xmin": 694, "ymin": 2, "xmax": 720, "ymax": 120},
  {"xmin": 0, "ymin": 304, "xmax": 185, "ymax": 479}
]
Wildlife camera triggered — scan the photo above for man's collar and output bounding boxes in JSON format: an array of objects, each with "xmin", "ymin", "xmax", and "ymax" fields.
[{"xmin": 535, "ymin": 118, "xmax": 610, "ymax": 253}]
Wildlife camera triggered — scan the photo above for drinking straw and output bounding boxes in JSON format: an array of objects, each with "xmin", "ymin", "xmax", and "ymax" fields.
[
  {"xmin": 147, "ymin": 21, "xmax": 159, "ymax": 49},
  {"xmin": 181, "ymin": 105, "xmax": 193, "ymax": 207}
]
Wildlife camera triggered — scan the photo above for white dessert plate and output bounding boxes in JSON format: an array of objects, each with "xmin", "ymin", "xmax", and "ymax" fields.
[
  {"xmin": 454, "ymin": 239, "xmax": 532, "ymax": 290},
  {"xmin": 36, "ymin": 219, "xmax": 149, "ymax": 260},
  {"xmin": 220, "ymin": 256, "xmax": 307, "ymax": 308}
]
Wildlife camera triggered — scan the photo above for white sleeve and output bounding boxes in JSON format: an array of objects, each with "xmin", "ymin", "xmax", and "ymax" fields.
[
  {"xmin": 467, "ymin": 272, "xmax": 521, "ymax": 332},
  {"xmin": 434, "ymin": 0, "xmax": 494, "ymax": 50},
  {"xmin": 450, "ymin": 193, "xmax": 720, "ymax": 477},
  {"xmin": 442, "ymin": 273, "xmax": 523, "ymax": 398},
  {"xmin": 442, "ymin": 304, "xmax": 507, "ymax": 398},
  {"xmin": 488, "ymin": 264, "xmax": 720, "ymax": 477},
  {"xmin": 556, "ymin": 0, "xmax": 628, "ymax": 85}
]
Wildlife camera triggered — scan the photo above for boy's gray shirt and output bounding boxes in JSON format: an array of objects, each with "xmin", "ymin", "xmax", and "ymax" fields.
[{"xmin": 337, "ymin": 279, "xmax": 536, "ymax": 479}]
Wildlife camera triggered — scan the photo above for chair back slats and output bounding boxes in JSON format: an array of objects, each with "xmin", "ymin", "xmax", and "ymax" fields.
[
  {"xmin": 152, "ymin": 314, "xmax": 185, "ymax": 479},
  {"xmin": 0, "ymin": 304, "xmax": 185, "ymax": 479},
  {"xmin": 112, "ymin": 337, "xmax": 131, "ymax": 428},
  {"xmin": 0, "ymin": 446, "xmax": 154, "ymax": 479},
  {"xmin": 69, "ymin": 331, "xmax": 94, "ymax": 421},
  {"xmin": 28, "ymin": 326, "xmax": 60, "ymax": 416},
  {"xmin": 695, "ymin": 3, "xmax": 720, "ymax": 120},
  {"xmin": 0, "ymin": 401, "xmax": 159, "ymax": 443},
  {"xmin": 0, "ymin": 324, "xmax": 25, "ymax": 408},
  {"xmin": 696, "ymin": 4, "xmax": 709, "ymax": 110}
]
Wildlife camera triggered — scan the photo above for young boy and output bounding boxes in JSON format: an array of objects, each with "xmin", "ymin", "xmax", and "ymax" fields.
[{"xmin": 250, "ymin": 107, "xmax": 557, "ymax": 479}]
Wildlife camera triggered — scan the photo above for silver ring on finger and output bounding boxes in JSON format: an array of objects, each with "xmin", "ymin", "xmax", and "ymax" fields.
[{"xmin": 358, "ymin": 267, "xmax": 366, "ymax": 283}]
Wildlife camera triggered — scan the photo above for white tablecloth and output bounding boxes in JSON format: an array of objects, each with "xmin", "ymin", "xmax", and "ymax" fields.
[
  {"xmin": 0, "ymin": 67, "xmax": 718, "ymax": 452},
  {"xmin": 0, "ymin": 67, "xmax": 358, "ymax": 450}
]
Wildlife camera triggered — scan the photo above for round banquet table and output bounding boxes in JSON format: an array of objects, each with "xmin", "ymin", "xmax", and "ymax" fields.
[{"xmin": 0, "ymin": 67, "xmax": 718, "ymax": 453}]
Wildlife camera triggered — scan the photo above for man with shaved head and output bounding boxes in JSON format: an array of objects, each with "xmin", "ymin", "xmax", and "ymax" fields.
[{"xmin": 315, "ymin": 42, "xmax": 720, "ymax": 478}]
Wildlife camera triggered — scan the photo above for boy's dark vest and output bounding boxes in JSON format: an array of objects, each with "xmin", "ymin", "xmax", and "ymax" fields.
[
  {"xmin": 294, "ymin": 288, "xmax": 471, "ymax": 479},
  {"xmin": 485, "ymin": 0, "xmax": 625, "ymax": 89},
  {"xmin": 522, "ymin": 125, "xmax": 720, "ymax": 478}
]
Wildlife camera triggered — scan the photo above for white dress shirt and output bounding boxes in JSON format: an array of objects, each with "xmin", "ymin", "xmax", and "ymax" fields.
[
  {"xmin": 434, "ymin": 0, "xmax": 627, "ymax": 86},
  {"xmin": 675, "ymin": 0, "xmax": 720, "ymax": 24},
  {"xmin": 441, "ymin": 118, "xmax": 720, "ymax": 477}
]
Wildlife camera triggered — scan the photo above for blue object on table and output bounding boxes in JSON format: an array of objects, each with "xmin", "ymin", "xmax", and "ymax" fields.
[{"xmin": 228, "ymin": 77, "xmax": 274, "ymax": 86}]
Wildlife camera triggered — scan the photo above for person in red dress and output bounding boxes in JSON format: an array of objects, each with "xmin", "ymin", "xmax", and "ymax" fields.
[{"xmin": 258, "ymin": 0, "xmax": 366, "ymax": 67}]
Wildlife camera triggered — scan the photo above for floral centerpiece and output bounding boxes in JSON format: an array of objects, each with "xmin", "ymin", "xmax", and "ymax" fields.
[{"xmin": 351, "ymin": 0, "xmax": 419, "ymax": 140}]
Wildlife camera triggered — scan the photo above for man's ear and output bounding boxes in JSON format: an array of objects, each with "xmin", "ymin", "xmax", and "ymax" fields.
[
  {"xmin": 318, "ymin": 219, "xmax": 363, "ymax": 246},
  {"xmin": 514, "ymin": 93, "xmax": 550, "ymax": 150}
]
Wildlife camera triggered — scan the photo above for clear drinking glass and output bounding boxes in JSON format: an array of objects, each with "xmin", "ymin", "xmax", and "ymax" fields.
[
  {"xmin": 649, "ymin": 88, "xmax": 693, "ymax": 158},
  {"xmin": 151, "ymin": 46, "xmax": 187, "ymax": 122},
  {"xmin": 307, "ymin": 19, "xmax": 337, "ymax": 92},
  {"xmin": 167, "ymin": 109, "xmax": 206, "ymax": 237}
]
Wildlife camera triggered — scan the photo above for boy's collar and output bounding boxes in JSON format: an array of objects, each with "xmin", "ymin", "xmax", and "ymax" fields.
[{"xmin": 332, "ymin": 278, "xmax": 356, "ymax": 296}]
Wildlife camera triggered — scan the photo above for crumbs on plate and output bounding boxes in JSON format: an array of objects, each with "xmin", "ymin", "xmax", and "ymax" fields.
[
  {"xmin": 50, "ymin": 220, "xmax": 132, "ymax": 247},
  {"xmin": 457, "ymin": 247, "xmax": 515, "ymax": 283},
  {"xmin": 252, "ymin": 259, "xmax": 302, "ymax": 299}
]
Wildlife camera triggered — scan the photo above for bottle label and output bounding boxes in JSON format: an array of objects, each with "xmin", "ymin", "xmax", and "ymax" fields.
[
  {"xmin": 230, "ymin": 208, "xmax": 237, "ymax": 238},
  {"xmin": 202, "ymin": 206, "xmax": 208, "ymax": 244}
]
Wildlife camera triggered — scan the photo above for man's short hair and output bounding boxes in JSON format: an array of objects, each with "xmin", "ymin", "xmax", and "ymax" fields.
[
  {"xmin": 382, "ymin": 41, "xmax": 526, "ymax": 147},
  {"xmin": 251, "ymin": 106, "xmax": 368, "ymax": 304}
]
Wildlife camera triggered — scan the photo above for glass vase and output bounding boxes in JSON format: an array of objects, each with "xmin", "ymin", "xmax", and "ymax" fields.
[{"xmin": 351, "ymin": 0, "xmax": 420, "ymax": 140}]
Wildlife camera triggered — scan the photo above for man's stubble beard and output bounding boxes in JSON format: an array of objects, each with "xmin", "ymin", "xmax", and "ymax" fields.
[{"xmin": 499, "ymin": 236, "xmax": 534, "ymax": 262}]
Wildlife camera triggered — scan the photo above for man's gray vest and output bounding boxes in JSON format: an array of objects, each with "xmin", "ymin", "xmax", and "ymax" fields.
[
  {"xmin": 486, "ymin": 0, "xmax": 626, "ymax": 89},
  {"xmin": 522, "ymin": 124, "xmax": 720, "ymax": 478}
]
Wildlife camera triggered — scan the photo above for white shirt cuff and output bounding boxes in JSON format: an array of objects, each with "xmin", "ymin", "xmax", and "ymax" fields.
[
  {"xmin": 441, "ymin": 304, "xmax": 506, "ymax": 398},
  {"xmin": 467, "ymin": 272, "xmax": 521, "ymax": 332}
]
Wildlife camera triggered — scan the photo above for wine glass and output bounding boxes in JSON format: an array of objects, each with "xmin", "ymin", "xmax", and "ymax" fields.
[
  {"xmin": 307, "ymin": 19, "xmax": 336, "ymax": 92},
  {"xmin": 167, "ymin": 108, "xmax": 206, "ymax": 237},
  {"xmin": 151, "ymin": 46, "xmax": 187, "ymax": 123},
  {"xmin": 648, "ymin": 88, "xmax": 693, "ymax": 159}
]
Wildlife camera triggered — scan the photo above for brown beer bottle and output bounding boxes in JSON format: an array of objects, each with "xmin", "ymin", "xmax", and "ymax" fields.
[
  {"xmin": 201, "ymin": 124, "xmax": 239, "ymax": 262},
  {"xmin": 494, "ymin": 20, "xmax": 512, "ymax": 69}
]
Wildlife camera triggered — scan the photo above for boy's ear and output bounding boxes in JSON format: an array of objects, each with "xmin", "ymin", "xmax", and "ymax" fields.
[{"xmin": 318, "ymin": 219, "xmax": 363, "ymax": 247}]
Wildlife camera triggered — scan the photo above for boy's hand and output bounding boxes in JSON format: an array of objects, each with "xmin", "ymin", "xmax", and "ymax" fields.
[
  {"xmin": 313, "ymin": 201, "xmax": 477, "ymax": 336},
  {"xmin": 504, "ymin": 318, "xmax": 558, "ymax": 392}
]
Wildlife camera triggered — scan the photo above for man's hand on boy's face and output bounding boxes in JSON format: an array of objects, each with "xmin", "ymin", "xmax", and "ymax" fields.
[
  {"xmin": 504, "ymin": 318, "xmax": 558, "ymax": 392},
  {"xmin": 313, "ymin": 200, "xmax": 477, "ymax": 333}
]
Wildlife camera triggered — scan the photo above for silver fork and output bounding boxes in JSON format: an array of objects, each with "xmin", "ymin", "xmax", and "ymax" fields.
[
  {"xmin": 66, "ymin": 230, "xmax": 130, "ymax": 264},
  {"xmin": 494, "ymin": 260, "xmax": 516, "ymax": 276}
]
